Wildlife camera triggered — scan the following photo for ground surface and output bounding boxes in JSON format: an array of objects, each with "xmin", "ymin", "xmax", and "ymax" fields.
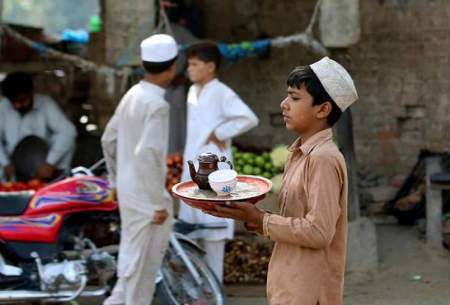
[
  {"xmin": 344, "ymin": 224, "xmax": 450, "ymax": 305},
  {"xmin": 78, "ymin": 223, "xmax": 449, "ymax": 305}
]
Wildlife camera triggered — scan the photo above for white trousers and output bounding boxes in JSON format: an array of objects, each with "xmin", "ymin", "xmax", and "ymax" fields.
[
  {"xmin": 202, "ymin": 239, "xmax": 226, "ymax": 283},
  {"xmin": 104, "ymin": 213, "xmax": 173, "ymax": 305}
]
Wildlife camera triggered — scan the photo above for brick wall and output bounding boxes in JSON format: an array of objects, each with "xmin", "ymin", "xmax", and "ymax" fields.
[
  {"xmin": 197, "ymin": 0, "xmax": 450, "ymax": 178},
  {"xmin": 348, "ymin": 0, "xmax": 450, "ymax": 176}
]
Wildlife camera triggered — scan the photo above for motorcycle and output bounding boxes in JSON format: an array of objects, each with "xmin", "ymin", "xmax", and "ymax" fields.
[{"xmin": 0, "ymin": 164, "xmax": 225, "ymax": 305}]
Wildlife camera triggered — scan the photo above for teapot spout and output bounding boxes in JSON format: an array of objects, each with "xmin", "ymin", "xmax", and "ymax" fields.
[{"xmin": 187, "ymin": 160, "xmax": 198, "ymax": 184}]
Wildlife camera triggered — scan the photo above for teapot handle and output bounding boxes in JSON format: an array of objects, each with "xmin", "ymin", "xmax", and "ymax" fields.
[{"xmin": 219, "ymin": 156, "xmax": 233, "ymax": 169}]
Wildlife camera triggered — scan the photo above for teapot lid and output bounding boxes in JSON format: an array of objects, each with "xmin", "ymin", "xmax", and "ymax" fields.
[{"xmin": 198, "ymin": 152, "xmax": 219, "ymax": 163}]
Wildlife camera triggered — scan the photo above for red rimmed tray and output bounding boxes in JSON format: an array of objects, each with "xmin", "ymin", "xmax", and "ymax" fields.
[{"xmin": 171, "ymin": 175, "xmax": 272, "ymax": 211}]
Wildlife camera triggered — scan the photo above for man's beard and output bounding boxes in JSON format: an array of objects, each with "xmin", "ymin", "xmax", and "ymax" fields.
[{"xmin": 17, "ymin": 106, "xmax": 32, "ymax": 115}]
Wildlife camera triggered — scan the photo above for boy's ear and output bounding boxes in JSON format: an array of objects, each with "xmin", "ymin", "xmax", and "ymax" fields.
[
  {"xmin": 206, "ymin": 61, "xmax": 216, "ymax": 74},
  {"xmin": 170, "ymin": 61, "xmax": 177, "ymax": 71},
  {"xmin": 316, "ymin": 101, "xmax": 332, "ymax": 120}
]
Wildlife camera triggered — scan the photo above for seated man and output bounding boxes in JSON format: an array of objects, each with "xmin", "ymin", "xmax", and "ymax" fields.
[{"xmin": 0, "ymin": 72, "xmax": 77, "ymax": 181}]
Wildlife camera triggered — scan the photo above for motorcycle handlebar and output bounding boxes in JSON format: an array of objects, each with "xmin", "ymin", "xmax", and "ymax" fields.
[
  {"xmin": 174, "ymin": 219, "xmax": 228, "ymax": 235},
  {"xmin": 71, "ymin": 159, "xmax": 106, "ymax": 177}
]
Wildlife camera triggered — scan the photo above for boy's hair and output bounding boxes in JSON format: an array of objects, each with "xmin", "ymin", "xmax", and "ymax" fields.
[
  {"xmin": 287, "ymin": 66, "xmax": 342, "ymax": 126},
  {"xmin": 1, "ymin": 72, "xmax": 33, "ymax": 101},
  {"xmin": 142, "ymin": 57, "xmax": 177, "ymax": 74},
  {"xmin": 186, "ymin": 41, "xmax": 222, "ymax": 70}
]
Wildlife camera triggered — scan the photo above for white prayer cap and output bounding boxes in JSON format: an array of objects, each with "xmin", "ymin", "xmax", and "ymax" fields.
[
  {"xmin": 140, "ymin": 34, "xmax": 178, "ymax": 62},
  {"xmin": 310, "ymin": 57, "xmax": 358, "ymax": 111}
]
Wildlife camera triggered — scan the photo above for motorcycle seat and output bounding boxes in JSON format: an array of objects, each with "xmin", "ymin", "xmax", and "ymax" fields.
[{"xmin": 0, "ymin": 192, "xmax": 34, "ymax": 216}]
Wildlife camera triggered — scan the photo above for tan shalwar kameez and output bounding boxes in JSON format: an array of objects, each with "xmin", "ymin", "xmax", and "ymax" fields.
[{"xmin": 263, "ymin": 128, "xmax": 348, "ymax": 305}]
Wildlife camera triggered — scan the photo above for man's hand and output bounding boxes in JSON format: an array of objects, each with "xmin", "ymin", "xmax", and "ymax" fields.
[
  {"xmin": 111, "ymin": 188, "xmax": 117, "ymax": 201},
  {"xmin": 205, "ymin": 202, "xmax": 264, "ymax": 235},
  {"xmin": 207, "ymin": 131, "xmax": 226, "ymax": 150},
  {"xmin": 4, "ymin": 164, "xmax": 15, "ymax": 180},
  {"xmin": 35, "ymin": 163, "xmax": 56, "ymax": 181},
  {"xmin": 152, "ymin": 209, "xmax": 169, "ymax": 225}
]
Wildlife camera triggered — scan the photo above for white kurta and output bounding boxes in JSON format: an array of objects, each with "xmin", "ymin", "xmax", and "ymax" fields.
[
  {"xmin": 0, "ymin": 94, "xmax": 76, "ymax": 177},
  {"xmin": 179, "ymin": 79, "xmax": 259, "ymax": 240},
  {"xmin": 101, "ymin": 81, "xmax": 173, "ymax": 305}
]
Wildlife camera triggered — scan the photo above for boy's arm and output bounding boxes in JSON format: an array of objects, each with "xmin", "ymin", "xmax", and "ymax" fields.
[
  {"xmin": 134, "ymin": 104, "xmax": 170, "ymax": 211},
  {"xmin": 265, "ymin": 155, "xmax": 343, "ymax": 249},
  {"xmin": 101, "ymin": 113, "xmax": 119, "ymax": 188},
  {"xmin": 214, "ymin": 92, "xmax": 259, "ymax": 141}
]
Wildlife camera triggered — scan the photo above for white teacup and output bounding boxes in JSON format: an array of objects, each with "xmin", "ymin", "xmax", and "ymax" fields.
[{"xmin": 208, "ymin": 169, "xmax": 238, "ymax": 196}]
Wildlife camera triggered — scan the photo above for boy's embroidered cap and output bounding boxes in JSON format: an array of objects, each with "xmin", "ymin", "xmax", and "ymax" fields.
[
  {"xmin": 310, "ymin": 56, "xmax": 358, "ymax": 111},
  {"xmin": 140, "ymin": 34, "xmax": 178, "ymax": 62}
]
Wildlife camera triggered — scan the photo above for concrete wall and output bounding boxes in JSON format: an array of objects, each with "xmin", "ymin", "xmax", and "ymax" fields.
[
  {"xmin": 346, "ymin": 217, "xmax": 378, "ymax": 282},
  {"xmin": 196, "ymin": 0, "xmax": 450, "ymax": 178},
  {"xmin": 348, "ymin": 0, "xmax": 450, "ymax": 177},
  {"xmin": 103, "ymin": 0, "xmax": 155, "ymax": 66}
]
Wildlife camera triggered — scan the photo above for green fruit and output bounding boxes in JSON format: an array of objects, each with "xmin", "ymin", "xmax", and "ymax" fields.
[
  {"xmin": 243, "ymin": 165, "xmax": 253, "ymax": 175},
  {"xmin": 253, "ymin": 167, "xmax": 262, "ymax": 175},
  {"xmin": 262, "ymin": 172, "xmax": 272, "ymax": 179},
  {"xmin": 255, "ymin": 156, "xmax": 265, "ymax": 167},
  {"xmin": 243, "ymin": 152, "xmax": 252, "ymax": 159},
  {"xmin": 262, "ymin": 152, "xmax": 270, "ymax": 160},
  {"xmin": 237, "ymin": 159, "xmax": 246, "ymax": 167},
  {"xmin": 235, "ymin": 165, "xmax": 242, "ymax": 173},
  {"xmin": 264, "ymin": 162, "xmax": 274, "ymax": 171},
  {"xmin": 234, "ymin": 152, "xmax": 241, "ymax": 160},
  {"xmin": 232, "ymin": 146, "xmax": 238, "ymax": 154},
  {"xmin": 246, "ymin": 158, "xmax": 255, "ymax": 166}
]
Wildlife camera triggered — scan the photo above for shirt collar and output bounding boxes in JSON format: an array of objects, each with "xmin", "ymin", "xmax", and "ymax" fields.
[
  {"xmin": 289, "ymin": 128, "xmax": 333, "ymax": 155},
  {"xmin": 139, "ymin": 80, "xmax": 166, "ymax": 97},
  {"xmin": 194, "ymin": 78, "xmax": 218, "ymax": 91},
  {"xmin": 204, "ymin": 78, "xmax": 218, "ymax": 88}
]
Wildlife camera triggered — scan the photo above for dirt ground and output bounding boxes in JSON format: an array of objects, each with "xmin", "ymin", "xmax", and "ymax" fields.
[
  {"xmin": 344, "ymin": 224, "xmax": 450, "ymax": 305},
  {"xmin": 225, "ymin": 224, "xmax": 450, "ymax": 305},
  {"xmin": 79, "ymin": 223, "xmax": 449, "ymax": 305}
]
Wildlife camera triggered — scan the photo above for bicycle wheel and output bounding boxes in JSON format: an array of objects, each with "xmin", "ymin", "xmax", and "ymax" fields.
[{"xmin": 156, "ymin": 241, "xmax": 225, "ymax": 305}]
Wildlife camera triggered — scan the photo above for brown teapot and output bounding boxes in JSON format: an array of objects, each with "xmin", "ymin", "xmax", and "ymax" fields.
[{"xmin": 188, "ymin": 152, "xmax": 233, "ymax": 190}]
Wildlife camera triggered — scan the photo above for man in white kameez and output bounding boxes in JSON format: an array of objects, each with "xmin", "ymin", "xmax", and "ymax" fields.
[
  {"xmin": 179, "ymin": 42, "xmax": 259, "ymax": 282},
  {"xmin": 0, "ymin": 72, "xmax": 76, "ymax": 181},
  {"xmin": 101, "ymin": 34, "xmax": 178, "ymax": 305}
]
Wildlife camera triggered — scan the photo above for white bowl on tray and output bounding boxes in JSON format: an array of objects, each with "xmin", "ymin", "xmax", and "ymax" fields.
[
  {"xmin": 208, "ymin": 169, "xmax": 238, "ymax": 196},
  {"xmin": 171, "ymin": 175, "xmax": 272, "ymax": 211}
]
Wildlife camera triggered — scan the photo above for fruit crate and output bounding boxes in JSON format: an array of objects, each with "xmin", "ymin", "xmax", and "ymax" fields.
[
  {"xmin": 232, "ymin": 146, "xmax": 284, "ymax": 180},
  {"xmin": 224, "ymin": 236, "xmax": 274, "ymax": 284},
  {"xmin": 166, "ymin": 153, "xmax": 183, "ymax": 191}
]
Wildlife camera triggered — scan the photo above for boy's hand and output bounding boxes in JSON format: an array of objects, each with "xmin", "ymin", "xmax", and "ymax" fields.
[
  {"xmin": 111, "ymin": 188, "xmax": 117, "ymax": 201},
  {"xmin": 36, "ymin": 163, "xmax": 56, "ymax": 181},
  {"xmin": 207, "ymin": 131, "xmax": 226, "ymax": 150},
  {"xmin": 4, "ymin": 164, "xmax": 15, "ymax": 180},
  {"xmin": 204, "ymin": 201, "xmax": 264, "ymax": 235},
  {"xmin": 152, "ymin": 209, "xmax": 169, "ymax": 225}
]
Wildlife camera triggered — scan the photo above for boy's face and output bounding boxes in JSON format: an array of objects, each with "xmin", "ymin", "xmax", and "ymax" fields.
[
  {"xmin": 280, "ymin": 85, "xmax": 318, "ymax": 134},
  {"xmin": 187, "ymin": 57, "xmax": 215, "ymax": 84}
]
